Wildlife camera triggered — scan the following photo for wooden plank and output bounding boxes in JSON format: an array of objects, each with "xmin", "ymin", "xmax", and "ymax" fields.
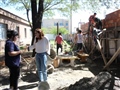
[
  {"xmin": 57, "ymin": 55, "xmax": 78, "ymax": 67},
  {"xmin": 104, "ymin": 47, "xmax": 120, "ymax": 69},
  {"xmin": 57, "ymin": 55, "xmax": 78, "ymax": 60},
  {"xmin": 77, "ymin": 53, "xmax": 89, "ymax": 62}
]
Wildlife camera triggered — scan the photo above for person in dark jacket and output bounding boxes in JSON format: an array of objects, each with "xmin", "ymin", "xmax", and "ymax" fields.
[{"xmin": 5, "ymin": 30, "xmax": 21, "ymax": 90}]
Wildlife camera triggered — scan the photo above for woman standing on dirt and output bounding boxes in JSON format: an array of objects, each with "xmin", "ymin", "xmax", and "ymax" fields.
[
  {"xmin": 76, "ymin": 30, "xmax": 83, "ymax": 51},
  {"xmin": 29, "ymin": 28, "xmax": 50, "ymax": 89},
  {"xmin": 5, "ymin": 30, "xmax": 21, "ymax": 90}
]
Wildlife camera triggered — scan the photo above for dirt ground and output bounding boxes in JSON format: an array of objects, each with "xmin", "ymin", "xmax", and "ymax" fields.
[{"xmin": 0, "ymin": 52, "xmax": 120, "ymax": 90}]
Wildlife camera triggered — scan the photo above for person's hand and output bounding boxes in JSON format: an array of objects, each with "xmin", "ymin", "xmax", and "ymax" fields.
[{"xmin": 19, "ymin": 50, "xmax": 23, "ymax": 54}]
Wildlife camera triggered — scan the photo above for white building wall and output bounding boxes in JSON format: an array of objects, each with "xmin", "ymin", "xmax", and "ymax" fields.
[
  {"xmin": 42, "ymin": 19, "xmax": 69, "ymax": 30},
  {"xmin": 0, "ymin": 8, "xmax": 32, "ymax": 52},
  {"xmin": 19, "ymin": 25, "xmax": 32, "ymax": 45}
]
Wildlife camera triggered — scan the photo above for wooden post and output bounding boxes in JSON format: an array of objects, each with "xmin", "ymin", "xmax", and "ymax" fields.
[
  {"xmin": 104, "ymin": 47, "xmax": 120, "ymax": 69},
  {"xmin": 57, "ymin": 22, "xmax": 59, "ymax": 35},
  {"xmin": 56, "ymin": 22, "xmax": 59, "ymax": 55}
]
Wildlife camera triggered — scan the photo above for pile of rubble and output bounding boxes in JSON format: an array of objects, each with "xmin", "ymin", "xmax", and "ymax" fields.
[{"xmin": 61, "ymin": 72, "xmax": 112, "ymax": 90}]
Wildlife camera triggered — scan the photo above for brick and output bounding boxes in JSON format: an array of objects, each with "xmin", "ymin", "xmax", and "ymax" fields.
[
  {"xmin": 109, "ymin": 20, "xmax": 114, "ymax": 24},
  {"xmin": 117, "ymin": 22, "xmax": 120, "ymax": 26}
]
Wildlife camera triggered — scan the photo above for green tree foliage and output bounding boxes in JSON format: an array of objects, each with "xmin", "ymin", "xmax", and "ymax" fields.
[
  {"xmin": 1, "ymin": 0, "xmax": 120, "ymax": 41},
  {"xmin": 1, "ymin": 0, "xmax": 120, "ymax": 56},
  {"xmin": 79, "ymin": 0, "xmax": 120, "ymax": 12},
  {"xmin": 1, "ymin": 0, "xmax": 79, "ymax": 41},
  {"xmin": 1, "ymin": 0, "xmax": 80, "ymax": 22},
  {"xmin": 1, "ymin": 0, "xmax": 120, "ymax": 19},
  {"xmin": 41, "ymin": 27, "xmax": 49, "ymax": 34},
  {"xmin": 99, "ymin": 0, "xmax": 120, "ymax": 9},
  {"xmin": 49, "ymin": 27, "xmax": 69, "ymax": 35},
  {"xmin": 1, "ymin": 0, "xmax": 120, "ymax": 27}
]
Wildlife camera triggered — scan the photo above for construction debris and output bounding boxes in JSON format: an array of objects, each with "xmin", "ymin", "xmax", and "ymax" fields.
[{"xmin": 61, "ymin": 72, "xmax": 111, "ymax": 90}]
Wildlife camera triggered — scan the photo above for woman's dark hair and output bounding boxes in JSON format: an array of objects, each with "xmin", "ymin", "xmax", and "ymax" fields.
[
  {"xmin": 35, "ymin": 28, "xmax": 44, "ymax": 42},
  {"xmin": 94, "ymin": 13, "xmax": 97, "ymax": 15},
  {"xmin": 7, "ymin": 30, "xmax": 18, "ymax": 39},
  {"xmin": 78, "ymin": 30, "xmax": 82, "ymax": 33},
  {"xmin": 59, "ymin": 33, "xmax": 61, "ymax": 35}
]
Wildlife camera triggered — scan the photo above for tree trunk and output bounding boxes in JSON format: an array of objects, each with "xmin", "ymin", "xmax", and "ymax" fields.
[
  {"xmin": 31, "ymin": 0, "xmax": 37, "ymax": 44},
  {"xmin": 26, "ymin": 9, "xmax": 32, "ymax": 29},
  {"xmin": 31, "ymin": 0, "xmax": 44, "ymax": 57}
]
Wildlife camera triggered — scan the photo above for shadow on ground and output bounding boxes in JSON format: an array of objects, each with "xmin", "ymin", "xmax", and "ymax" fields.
[
  {"xmin": 21, "ymin": 72, "xmax": 39, "ymax": 83},
  {"xmin": 73, "ymin": 58, "xmax": 103, "ymax": 75},
  {"xmin": 2, "ymin": 83, "xmax": 38, "ymax": 90},
  {"xmin": 18, "ymin": 83, "xmax": 38, "ymax": 90},
  {"xmin": 73, "ymin": 55, "xmax": 120, "ymax": 79}
]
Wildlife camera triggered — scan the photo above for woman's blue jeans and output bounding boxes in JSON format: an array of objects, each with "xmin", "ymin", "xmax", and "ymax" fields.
[{"xmin": 35, "ymin": 52, "xmax": 47, "ymax": 82}]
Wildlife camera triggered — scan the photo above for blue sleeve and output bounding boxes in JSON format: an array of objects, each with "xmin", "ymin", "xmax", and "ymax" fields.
[{"xmin": 6, "ymin": 42, "xmax": 14, "ymax": 52}]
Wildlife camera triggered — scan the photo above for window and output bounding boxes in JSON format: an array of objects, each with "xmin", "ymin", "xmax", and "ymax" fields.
[
  {"xmin": 54, "ymin": 23, "xmax": 57, "ymax": 26},
  {"xmin": 16, "ymin": 26, "xmax": 19, "ymax": 37},
  {"xmin": 0, "ymin": 23, "xmax": 7, "ymax": 39},
  {"xmin": 30, "ymin": 29, "xmax": 32, "ymax": 37},
  {"xmin": 66, "ymin": 22, "xmax": 68, "ymax": 26},
  {"xmin": 59, "ymin": 23, "xmax": 63, "ymax": 26},
  {"xmin": 24, "ymin": 28, "xmax": 27, "ymax": 38}
]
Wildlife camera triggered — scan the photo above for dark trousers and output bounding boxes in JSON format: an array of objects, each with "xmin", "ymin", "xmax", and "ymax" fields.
[
  {"xmin": 76, "ymin": 43, "xmax": 83, "ymax": 51},
  {"xmin": 57, "ymin": 44, "xmax": 62, "ymax": 55},
  {"xmin": 8, "ymin": 66, "xmax": 20, "ymax": 89}
]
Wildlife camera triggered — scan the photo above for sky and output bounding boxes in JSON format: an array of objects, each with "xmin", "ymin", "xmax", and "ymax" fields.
[{"xmin": 2, "ymin": 6, "xmax": 118, "ymax": 33}]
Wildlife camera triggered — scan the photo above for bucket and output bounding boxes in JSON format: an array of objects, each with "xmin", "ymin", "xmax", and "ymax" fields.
[{"xmin": 53, "ymin": 58, "xmax": 59, "ymax": 68}]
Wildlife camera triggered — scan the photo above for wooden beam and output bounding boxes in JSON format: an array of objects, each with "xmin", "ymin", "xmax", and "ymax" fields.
[
  {"xmin": 103, "ymin": 47, "xmax": 120, "ymax": 69},
  {"xmin": 96, "ymin": 38, "xmax": 107, "ymax": 65}
]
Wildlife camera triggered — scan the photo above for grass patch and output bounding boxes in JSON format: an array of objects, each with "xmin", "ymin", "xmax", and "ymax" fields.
[{"xmin": 49, "ymin": 40, "xmax": 72, "ymax": 53}]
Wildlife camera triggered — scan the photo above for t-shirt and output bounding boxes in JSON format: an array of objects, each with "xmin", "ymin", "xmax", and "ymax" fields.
[
  {"xmin": 77, "ymin": 34, "xmax": 83, "ymax": 43},
  {"xmin": 55, "ymin": 35, "xmax": 63, "ymax": 44},
  {"xmin": 29, "ymin": 36, "xmax": 50, "ymax": 54},
  {"xmin": 5, "ymin": 40, "xmax": 20, "ymax": 67}
]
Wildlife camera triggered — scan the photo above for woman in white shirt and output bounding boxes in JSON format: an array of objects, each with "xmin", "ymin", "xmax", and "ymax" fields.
[
  {"xmin": 29, "ymin": 28, "xmax": 50, "ymax": 88},
  {"xmin": 76, "ymin": 30, "xmax": 83, "ymax": 51}
]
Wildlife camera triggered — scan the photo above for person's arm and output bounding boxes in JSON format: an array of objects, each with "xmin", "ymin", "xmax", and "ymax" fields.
[
  {"xmin": 81, "ymin": 34, "xmax": 83, "ymax": 43},
  {"xmin": 89, "ymin": 15, "xmax": 91, "ymax": 21},
  {"xmin": 61, "ymin": 36, "xmax": 66, "ymax": 44},
  {"xmin": 55, "ymin": 36, "xmax": 58, "ymax": 44},
  {"xmin": 74, "ymin": 33, "xmax": 77, "ymax": 44},
  {"xmin": 29, "ymin": 38, "xmax": 36, "ymax": 51},
  {"xmin": 7, "ymin": 42, "xmax": 21, "ymax": 56},
  {"xmin": 8, "ymin": 51, "xmax": 21, "ymax": 56},
  {"xmin": 45, "ymin": 37, "xmax": 50, "ymax": 55}
]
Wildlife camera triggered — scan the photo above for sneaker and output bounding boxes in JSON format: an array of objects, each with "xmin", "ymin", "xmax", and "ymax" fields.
[
  {"xmin": 41, "ymin": 81, "xmax": 50, "ymax": 89},
  {"xmin": 38, "ymin": 81, "xmax": 50, "ymax": 90},
  {"xmin": 38, "ymin": 82, "xmax": 42, "ymax": 90}
]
